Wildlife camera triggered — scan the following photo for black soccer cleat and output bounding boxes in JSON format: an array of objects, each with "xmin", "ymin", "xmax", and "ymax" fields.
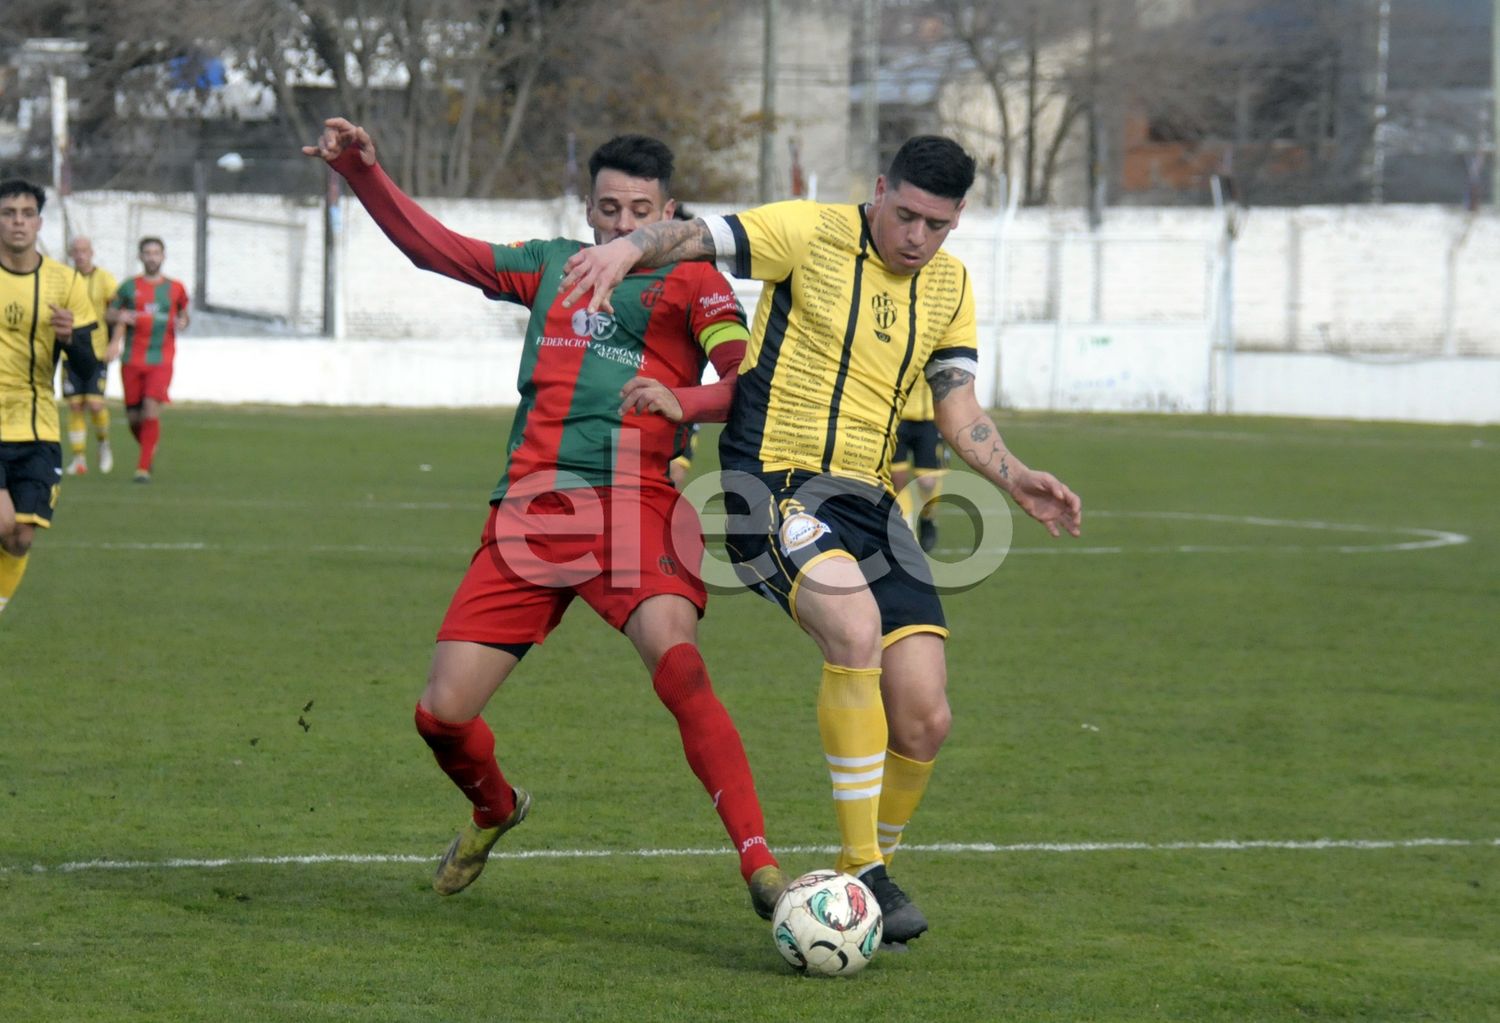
[{"xmin": 861, "ymin": 863, "xmax": 929, "ymax": 945}]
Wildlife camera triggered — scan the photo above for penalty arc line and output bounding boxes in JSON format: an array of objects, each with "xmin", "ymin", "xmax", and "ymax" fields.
[{"xmin": 10, "ymin": 836, "xmax": 1498, "ymax": 876}]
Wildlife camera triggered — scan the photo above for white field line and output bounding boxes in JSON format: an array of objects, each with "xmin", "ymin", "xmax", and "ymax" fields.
[
  {"xmin": 8, "ymin": 837, "xmax": 1497, "ymax": 876},
  {"xmin": 930, "ymin": 509, "xmax": 1469, "ymax": 557},
  {"xmin": 49, "ymin": 512, "xmax": 1471, "ymax": 557}
]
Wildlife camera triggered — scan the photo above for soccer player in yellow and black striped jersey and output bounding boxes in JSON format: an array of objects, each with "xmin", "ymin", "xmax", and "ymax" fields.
[
  {"xmin": 561, "ymin": 136, "xmax": 1082, "ymax": 947},
  {"xmin": 63, "ymin": 236, "xmax": 119, "ymax": 475},
  {"xmin": 0, "ymin": 179, "xmax": 102, "ymax": 618}
]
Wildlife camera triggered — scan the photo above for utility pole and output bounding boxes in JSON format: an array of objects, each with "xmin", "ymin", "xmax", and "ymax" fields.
[
  {"xmin": 1493, "ymin": 0, "xmax": 1499, "ymax": 205},
  {"xmin": 860, "ymin": 0, "xmax": 881, "ymax": 187},
  {"xmin": 1086, "ymin": 0, "xmax": 1102, "ymax": 228},
  {"xmin": 759, "ymin": 0, "xmax": 779, "ymax": 203},
  {"xmin": 1371, "ymin": 0, "xmax": 1391, "ymax": 203}
]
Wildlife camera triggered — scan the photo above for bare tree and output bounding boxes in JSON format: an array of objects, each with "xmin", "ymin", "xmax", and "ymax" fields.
[{"xmin": 2, "ymin": 0, "xmax": 751, "ymax": 199}]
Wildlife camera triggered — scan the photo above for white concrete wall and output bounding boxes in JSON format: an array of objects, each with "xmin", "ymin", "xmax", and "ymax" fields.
[
  {"xmin": 138, "ymin": 332, "xmax": 1499, "ymax": 425},
  {"xmin": 48, "ymin": 185, "xmax": 1500, "ymax": 424}
]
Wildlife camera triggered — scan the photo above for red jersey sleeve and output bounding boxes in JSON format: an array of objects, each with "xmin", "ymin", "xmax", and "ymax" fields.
[{"xmin": 331, "ymin": 148, "xmax": 504, "ymax": 298}]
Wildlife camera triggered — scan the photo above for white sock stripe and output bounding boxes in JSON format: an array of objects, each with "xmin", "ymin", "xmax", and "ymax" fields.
[
  {"xmin": 831, "ymin": 785, "xmax": 882, "ymax": 801},
  {"xmin": 829, "ymin": 767, "xmax": 885, "ymax": 785},
  {"xmin": 877, "ymin": 822, "xmax": 904, "ymax": 835},
  {"xmin": 825, "ymin": 752, "xmax": 885, "ymax": 769}
]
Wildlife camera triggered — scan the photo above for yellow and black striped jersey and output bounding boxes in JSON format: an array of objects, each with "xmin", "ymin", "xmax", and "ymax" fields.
[
  {"xmin": 61, "ymin": 266, "xmax": 118, "ymax": 368},
  {"xmin": 708, "ymin": 200, "xmax": 977, "ymax": 491},
  {"xmin": 900, "ymin": 373, "xmax": 935, "ymax": 422},
  {"xmin": 1, "ymin": 255, "xmax": 100, "ymax": 443}
]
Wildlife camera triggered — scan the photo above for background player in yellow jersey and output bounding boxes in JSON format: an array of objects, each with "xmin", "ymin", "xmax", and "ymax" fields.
[
  {"xmin": 0, "ymin": 179, "xmax": 102, "ymax": 618},
  {"xmin": 63, "ymin": 236, "xmax": 119, "ymax": 475},
  {"xmin": 890, "ymin": 374, "xmax": 945, "ymax": 553},
  {"xmin": 561, "ymin": 136, "xmax": 1082, "ymax": 948}
]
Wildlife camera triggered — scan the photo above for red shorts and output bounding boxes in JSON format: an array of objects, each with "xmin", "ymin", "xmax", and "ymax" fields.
[
  {"xmin": 121, "ymin": 363, "xmax": 173, "ymax": 406},
  {"xmin": 437, "ymin": 484, "xmax": 708, "ymax": 645}
]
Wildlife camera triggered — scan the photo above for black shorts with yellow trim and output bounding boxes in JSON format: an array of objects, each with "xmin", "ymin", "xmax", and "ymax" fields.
[
  {"xmin": 62, "ymin": 359, "xmax": 107, "ymax": 398},
  {"xmin": 721, "ymin": 468, "xmax": 946, "ymax": 645},
  {"xmin": 891, "ymin": 420, "xmax": 945, "ymax": 472},
  {"xmin": 0, "ymin": 441, "xmax": 63, "ymax": 527}
]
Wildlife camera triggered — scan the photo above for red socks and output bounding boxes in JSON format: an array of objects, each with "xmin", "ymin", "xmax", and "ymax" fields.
[
  {"xmin": 413, "ymin": 704, "xmax": 517, "ymax": 828},
  {"xmin": 137, "ymin": 418, "xmax": 160, "ymax": 472},
  {"xmin": 653, "ymin": 644, "xmax": 777, "ymax": 882}
]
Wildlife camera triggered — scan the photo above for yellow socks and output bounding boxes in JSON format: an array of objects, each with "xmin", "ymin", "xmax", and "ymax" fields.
[
  {"xmin": 91, "ymin": 405, "xmax": 111, "ymax": 441},
  {"xmin": 820, "ymin": 663, "xmax": 887, "ymax": 875},
  {"xmin": 878, "ymin": 748, "xmax": 935, "ymax": 866},
  {"xmin": 0, "ymin": 548, "xmax": 30, "ymax": 616},
  {"xmin": 67, "ymin": 403, "xmax": 88, "ymax": 457}
]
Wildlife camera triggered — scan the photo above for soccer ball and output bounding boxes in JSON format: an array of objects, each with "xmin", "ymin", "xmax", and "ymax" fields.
[{"xmin": 771, "ymin": 869, "xmax": 883, "ymax": 976}]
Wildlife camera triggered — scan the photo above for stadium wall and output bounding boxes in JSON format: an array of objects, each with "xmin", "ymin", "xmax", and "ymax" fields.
[{"xmin": 49, "ymin": 193, "xmax": 1500, "ymax": 424}]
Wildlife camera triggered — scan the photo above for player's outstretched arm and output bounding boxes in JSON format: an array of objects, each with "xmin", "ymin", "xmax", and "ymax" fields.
[
  {"xmin": 932, "ymin": 368, "xmax": 1082, "ymax": 538},
  {"xmin": 302, "ymin": 117, "xmax": 499, "ymax": 294},
  {"xmin": 560, "ymin": 218, "xmax": 717, "ymax": 314}
]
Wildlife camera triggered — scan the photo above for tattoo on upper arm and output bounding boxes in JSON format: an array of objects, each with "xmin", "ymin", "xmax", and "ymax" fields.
[
  {"xmin": 929, "ymin": 367, "xmax": 974, "ymax": 404},
  {"xmin": 631, "ymin": 219, "xmax": 716, "ymax": 266}
]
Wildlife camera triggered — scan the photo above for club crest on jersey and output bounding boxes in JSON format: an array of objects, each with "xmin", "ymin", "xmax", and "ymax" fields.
[
  {"xmin": 871, "ymin": 293, "xmax": 897, "ymax": 330},
  {"xmin": 640, "ymin": 280, "xmax": 665, "ymax": 308},
  {"xmin": 571, "ymin": 308, "xmax": 618, "ymax": 342},
  {"xmin": 4, "ymin": 302, "xmax": 23, "ymax": 327},
  {"xmin": 779, "ymin": 511, "xmax": 830, "ymax": 555}
]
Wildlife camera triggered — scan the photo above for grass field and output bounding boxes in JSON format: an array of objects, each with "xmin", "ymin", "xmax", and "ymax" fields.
[{"xmin": 2, "ymin": 405, "xmax": 1497, "ymax": 1022}]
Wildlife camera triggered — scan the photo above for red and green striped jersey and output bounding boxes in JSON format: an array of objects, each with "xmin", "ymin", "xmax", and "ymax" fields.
[
  {"xmin": 113, "ymin": 276, "xmax": 189, "ymax": 367},
  {"xmin": 331, "ymin": 151, "xmax": 748, "ymax": 500},
  {"xmin": 487, "ymin": 238, "xmax": 744, "ymax": 499}
]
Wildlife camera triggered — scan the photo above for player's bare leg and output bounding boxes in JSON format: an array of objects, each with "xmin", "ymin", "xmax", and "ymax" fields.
[
  {"xmin": 624, "ymin": 594, "xmax": 786, "ymax": 918},
  {"xmin": 796, "ymin": 562, "xmax": 936, "ymax": 946},
  {"xmin": 418, "ymin": 640, "xmax": 530, "ymax": 895},
  {"xmin": 0, "ymin": 504, "xmax": 35, "ymax": 617}
]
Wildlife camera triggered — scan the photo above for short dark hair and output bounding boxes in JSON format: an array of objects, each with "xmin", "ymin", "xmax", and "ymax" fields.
[
  {"xmin": 588, "ymin": 135, "xmax": 674, "ymax": 195},
  {"xmin": 139, "ymin": 236, "xmax": 165, "ymax": 252},
  {"xmin": 0, "ymin": 179, "xmax": 46, "ymax": 212},
  {"xmin": 886, "ymin": 136, "xmax": 976, "ymax": 202}
]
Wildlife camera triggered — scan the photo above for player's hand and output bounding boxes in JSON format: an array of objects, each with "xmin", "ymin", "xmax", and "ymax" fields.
[
  {"xmin": 1009, "ymin": 469, "xmax": 1082, "ymax": 538},
  {"xmin": 301, "ymin": 117, "xmax": 377, "ymax": 166},
  {"xmin": 619, "ymin": 377, "xmax": 683, "ymax": 422},
  {"xmin": 48, "ymin": 303, "xmax": 73, "ymax": 340},
  {"xmin": 105, "ymin": 338, "xmax": 123, "ymax": 362},
  {"xmin": 558, "ymin": 238, "xmax": 639, "ymax": 314}
]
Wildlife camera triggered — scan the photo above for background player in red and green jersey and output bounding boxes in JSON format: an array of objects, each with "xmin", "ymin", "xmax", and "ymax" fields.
[
  {"xmin": 107, "ymin": 236, "xmax": 190, "ymax": 482},
  {"xmin": 304, "ymin": 118, "xmax": 788, "ymax": 919}
]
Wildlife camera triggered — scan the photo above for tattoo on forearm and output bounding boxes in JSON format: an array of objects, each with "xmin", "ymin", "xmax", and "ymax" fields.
[
  {"xmin": 953, "ymin": 414, "xmax": 1010, "ymax": 484},
  {"xmin": 929, "ymin": 367, "xmax": 974, "ymax": 404},
  {"xmin": 629, "ymin": 219, "xmax": 716, "ymax": 267}
]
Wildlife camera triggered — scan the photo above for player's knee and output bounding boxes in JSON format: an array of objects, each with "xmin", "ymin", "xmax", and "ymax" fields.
[
  {"xmin": 890, "ymin": 700, "xmax": 951, "ymax": 760},
  {"xmin": 819, "ymin": 618, "xmax": 883, "ymax": 668}
]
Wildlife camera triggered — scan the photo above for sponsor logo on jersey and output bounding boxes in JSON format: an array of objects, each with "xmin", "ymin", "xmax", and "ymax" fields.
[
  {"xmin": 571, "ymin": 308, "xmax": 618, "ymax": 341},
  {"xmin": 779, "ymin": 511, "xmax": 830, "ymax": 555}
]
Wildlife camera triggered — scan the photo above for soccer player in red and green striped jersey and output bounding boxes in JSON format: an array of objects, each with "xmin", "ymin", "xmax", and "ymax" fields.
[
  {"xmin": 107, "ymin": 237, "xmax": 190, "ymax": 482},
  {"xmin": 305, "ymin": 118, "xmax": 787, "ymax": 919}
]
